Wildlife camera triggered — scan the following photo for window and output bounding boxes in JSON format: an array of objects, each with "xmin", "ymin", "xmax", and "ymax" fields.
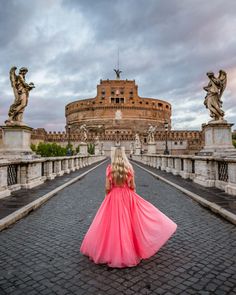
[
  {"xmin": 120, "ymin": 98, "xmax": 124, "ymax": 103},
  {"xmin": 111, "ymin": 98, "xmax": 115, "ymax": 103},
  {"xmin": 158, "ymin": 103, "xmax": 163, "ymax": 107},
  {"xmin": 116, "ymin": 97, "xmax": 119, "ymax": 103}
]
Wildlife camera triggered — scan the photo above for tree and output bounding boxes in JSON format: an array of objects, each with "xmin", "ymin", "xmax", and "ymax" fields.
[
  {"xmin": 33, "ymin": 142, "xmax": 67, "ymax": 157},
  {"xmin": 87, "ymin": 143, "xmax": 95, "ymax": 155}
]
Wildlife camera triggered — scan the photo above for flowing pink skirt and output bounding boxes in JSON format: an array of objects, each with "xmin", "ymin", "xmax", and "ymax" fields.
[{"xmin": 80, "ymin": 186, "xmax": 177, "ymax": 268}]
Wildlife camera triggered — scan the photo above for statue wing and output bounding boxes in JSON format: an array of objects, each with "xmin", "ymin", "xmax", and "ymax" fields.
[
  {"xmin": 9, "ymin": 67, "xmax": 19, "ymax": 100},
  {"xmin": 218, "ymin": 70, "xmax": 227, "ymax": 99}
]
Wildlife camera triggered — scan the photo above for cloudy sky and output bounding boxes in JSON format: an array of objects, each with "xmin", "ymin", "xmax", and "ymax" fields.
[{"xmin": 0, "ymin": 0, "xmax": 236, "ymax": 131}]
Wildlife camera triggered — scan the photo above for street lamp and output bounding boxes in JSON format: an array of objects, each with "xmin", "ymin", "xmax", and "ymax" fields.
[
  {"xmin": 164, "ymin": 121, "xmax": 169, "ymax": 155},
  {"xmin": 67, "ymin": 124, "xmax": 71, "ymax": 156}
]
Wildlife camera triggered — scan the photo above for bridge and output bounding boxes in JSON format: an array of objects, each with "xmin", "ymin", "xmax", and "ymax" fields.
[{"xmin": 0, "ymin": 158, "xmax": 236, "ymax": 294}]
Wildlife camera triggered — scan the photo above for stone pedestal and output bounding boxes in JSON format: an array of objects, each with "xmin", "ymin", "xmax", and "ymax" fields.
[
  {"xmin": 134, "ymin": 146, "xmax": 141, "ymax": 155},
  {"xmin": 199, "ymin": 121, "xmax": 236, "ymax": 156},
  {"xmin": 147, "ymin": 142, "xmax": 156, "ymax": 154},
  {"xmin": 95, "ymin": 144, "xmax": 100, "ymax": 155},
  {"xmin": 0, "ymin": 125, "xmax": 34, "ymax": 159},
  {"xmin": 80, "ymin": 142, "xmax": 88, "ymax": 156}
]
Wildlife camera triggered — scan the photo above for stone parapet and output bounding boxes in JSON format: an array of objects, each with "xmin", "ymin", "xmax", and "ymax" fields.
[
  {"xmin": 132, "ymin": 154, "xmax": 236, "ymax": 196},
  {"xmin": 0, "ymin": 155, "xmax": 106, "ymax": 199}
]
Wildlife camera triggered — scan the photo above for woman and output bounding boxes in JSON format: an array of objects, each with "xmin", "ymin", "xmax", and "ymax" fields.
[{"xmin": 80, "ymin": 147, "xmax": 177, "ymax": 268}]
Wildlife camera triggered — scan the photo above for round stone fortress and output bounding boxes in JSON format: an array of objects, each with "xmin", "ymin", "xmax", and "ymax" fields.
[{"xmin": 65, "ymin": 76, "xmax": 171, "ymax": 139}]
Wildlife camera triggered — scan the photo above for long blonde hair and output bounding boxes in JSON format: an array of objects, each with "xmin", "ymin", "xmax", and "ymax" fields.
[{"xmin": 111, "ymin": 147, "xmax": 133, "ymax": 185}]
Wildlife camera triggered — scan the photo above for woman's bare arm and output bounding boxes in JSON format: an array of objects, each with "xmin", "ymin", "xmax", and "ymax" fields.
[
  {"xmin": 105, "ymin": 176, "xmax": 111, "ymax": 195},
  {"xmin": 129, "ymin": 176, "xmax": 136, "ymax": 192}
]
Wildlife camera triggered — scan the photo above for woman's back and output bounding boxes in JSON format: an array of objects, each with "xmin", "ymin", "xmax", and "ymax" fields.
[{"xmin": 106, "ymin": 164, "xmax": 135, "ymax": 191}]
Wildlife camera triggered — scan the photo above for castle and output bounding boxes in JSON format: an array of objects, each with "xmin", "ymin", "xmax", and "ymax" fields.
[{"xmin": 29, "ymin": 71, "xmax": 203, "ymax": 155}]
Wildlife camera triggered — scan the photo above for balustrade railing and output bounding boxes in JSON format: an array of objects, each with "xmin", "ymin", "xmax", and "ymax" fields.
[
  {"xmin": 218, "ymin": 161, "xmax": 228, "ymax": 182},
  {"xmin": 0, "ymin": 154, "xmax": 106, "ymax": 199},
  {"xmin": 131, "ymin": 154, "xmax": 236, "ymax": 196},
  {"xmin": 7, "ymin": 164, "xmax": 18, "ymax": 186}
]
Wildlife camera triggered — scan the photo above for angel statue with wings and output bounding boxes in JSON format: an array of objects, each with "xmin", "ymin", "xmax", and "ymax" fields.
[
  {"xmin": 147, "ymin": 125, "xmax": 157, "ymax": 143},
  {"xmin": 203, "ymin": 70, "xmax": 227, "ymax": 121},
  {"xmin": 6, "ymin": 67, "xmax": 35, "ymax": 125},
  {"xmin": 114, "ymin": 68, "xmax": 122, "ymax": 79},
  {"xmin": 80, "ymin": 124, "xmax": 88, "ymax": 142}
]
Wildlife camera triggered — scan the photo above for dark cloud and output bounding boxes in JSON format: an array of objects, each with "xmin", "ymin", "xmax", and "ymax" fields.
[{"xmin": 0, "ymin": 0, "xmax": 236, "ymax": 131}]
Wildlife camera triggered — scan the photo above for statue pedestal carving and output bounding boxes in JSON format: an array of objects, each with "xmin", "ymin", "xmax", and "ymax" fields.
[
  {"xmin": 199, "ymin": 121, "xmax": 236, "ymax": 156},
  {"xmin": 147, "ymin": 142, "xmax": 156, "ymax": 154},
  {"xmin": 79, "ymin": 142, "xmax": 88, "ymax": 156},
  {"xmin": 0, "ymin": 125, "xmax": 35, "ymax": 159}
]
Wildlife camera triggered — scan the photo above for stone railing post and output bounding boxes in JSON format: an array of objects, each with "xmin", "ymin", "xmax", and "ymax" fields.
[
  {"xmin": 161, "ymin": 157, "xmax": 167, "ymax": 171},
  {"xmin": 193, "ymin": 157, "xmax": 216, "ymax": 187},
  {"xmin": 172, "ymin": 158, "xmax": 181, "ymax": 175},
  {"xmin": 156, "ymin": 156, "xmax": 161, "ymax": 169},
  {"xmin": 225, "ymin": 161, "xmax": 236, "ymax": 195},
  {"xmin": 166, "ymin": 157, "xmax": 173, "ymax": 173},
  {"xmin": 55, "ymin": 160, "xmax": 64, "ymax": 176},
  {"xmin": 0, "ymin": 164, "xmax": 11, "ymax": 198},
  {"xmin": 75, "ymin": 157, "xmax": 79, "ymax": 170},
  {"xmin": 62, "ymin": 159, "xmax": 70, "ymax": 174},
  {"xmin": 68, "ymin": 158, "xmax": 75, "ymax": 172},
  {"xmin": 20, "ymin": 161, "xmax": 45, "ymax": 189},
  {"xmin": 44, "ymin": 160, "xmax": 56, "ymax": 180}
]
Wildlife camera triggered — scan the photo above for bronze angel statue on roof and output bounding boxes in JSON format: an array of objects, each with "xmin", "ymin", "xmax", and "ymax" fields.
[
  {"xmin": 203, "ymin": 70, "xmax": 227, "ymax": 121},
  {"xmin": 114, "ymin": 68, "xmax": 122, "ymax": 79},
  {"xmin": 5, "ymin": 66, "xmax": 35, "ymax": 125}
]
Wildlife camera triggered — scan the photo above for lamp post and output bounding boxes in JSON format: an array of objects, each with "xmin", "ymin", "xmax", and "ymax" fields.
[
  {"xmin": 164, "ymin": 121, "xmax": 169, "ymax": 155},
  {"xmin": 67, "ymin": 124, "xmax": 71, "ymax": 156}
]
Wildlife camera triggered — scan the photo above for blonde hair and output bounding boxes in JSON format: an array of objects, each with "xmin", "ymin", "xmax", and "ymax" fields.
[{"xmin": 111, "ymin": 147, "xmax": 133, "ymax": 185}]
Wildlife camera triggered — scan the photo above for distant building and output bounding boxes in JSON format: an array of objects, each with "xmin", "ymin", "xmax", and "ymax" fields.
[{"xmin": 0, "ymin": 72, "xmax": 205, "ymax": 155}]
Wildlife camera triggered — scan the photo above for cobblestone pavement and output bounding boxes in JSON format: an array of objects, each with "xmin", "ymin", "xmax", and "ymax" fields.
[{"xmin": 0, "ymin": 162, "xmax": 236, "ymax": 295}]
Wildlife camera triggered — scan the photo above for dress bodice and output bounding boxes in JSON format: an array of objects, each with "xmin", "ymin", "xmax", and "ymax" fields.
[{"xmin": 106, "ymin": 164, "xmax": 133, "ymax": 188}]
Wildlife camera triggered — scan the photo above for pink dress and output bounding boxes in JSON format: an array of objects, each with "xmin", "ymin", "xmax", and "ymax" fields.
[{"xmin": 80, "ymin": 164, "xmax": 177, "ymax": 268}]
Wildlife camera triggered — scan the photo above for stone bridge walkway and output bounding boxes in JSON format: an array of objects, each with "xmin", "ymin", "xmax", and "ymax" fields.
[{"xmin": 0, "ymin": 161, "xmax": 236, "ymax": 295}]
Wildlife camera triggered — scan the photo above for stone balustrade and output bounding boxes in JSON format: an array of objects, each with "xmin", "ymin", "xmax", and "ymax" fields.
[
  {"xmin": 131, "ymin": 154, "xmax": 236, "ymax": 196},
  {"xmin": 0, "ymin": 155, "xmax": 106, "ymax": 199}
]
